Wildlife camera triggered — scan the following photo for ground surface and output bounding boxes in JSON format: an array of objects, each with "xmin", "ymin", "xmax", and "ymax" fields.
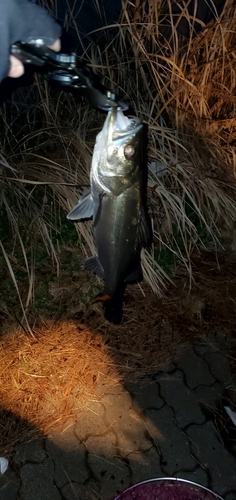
[
  {"xmin": 1, "ymin": 247, "xmax": 236, "ymax": 500},
  {"xmin": 0, "ymin": 331, "xmax": 236, "ymax": 500}
]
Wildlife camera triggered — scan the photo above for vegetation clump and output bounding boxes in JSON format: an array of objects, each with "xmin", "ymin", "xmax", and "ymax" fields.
[{"xmin": 0, "ymin": 0, "xmax": 235, "ymax": 324}]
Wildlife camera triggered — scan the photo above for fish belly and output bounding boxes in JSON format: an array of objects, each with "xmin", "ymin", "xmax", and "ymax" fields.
[{"xmin": 94, "ymin": 187, "xmax": 141, "ymax": 296}]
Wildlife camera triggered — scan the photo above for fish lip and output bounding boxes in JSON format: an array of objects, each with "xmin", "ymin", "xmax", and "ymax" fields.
[
  {"xmin": 115, "ymin": 120, "xmax": 143, "ymax": 136},
  {"xmin": 104, "ymin": 107, "xmax": 143, "ymax": 142}
]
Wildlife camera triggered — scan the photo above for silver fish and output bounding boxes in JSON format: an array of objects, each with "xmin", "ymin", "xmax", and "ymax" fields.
[{"xmin": 67, "ymin": 107, "xmax": 151, "ymax": 323}]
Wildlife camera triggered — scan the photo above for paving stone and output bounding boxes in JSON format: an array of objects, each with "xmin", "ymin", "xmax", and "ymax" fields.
[
  {"xmin": 13, "ymin": 439, "xmax": 46, "ymax": 467},
  {"xmin": 143, "ymin": 405, "xmax": 195, "ymax": 475},
  {"xmin": 186, "ymin": 421, "xmax": 236, "ymax": 495},
  {"xmin": 172, "ymin": 344, "xmax": 215, "ymax": 389},
  {"xmin": 85, "ymin": 477, "xmax": 102, "ymax": 500},
  {"xmin": 126, "ymin": 378, "xmax": 165, "ymax": 413},
  {"xmin": 46, "ymin": 439, "xmax": 89, "ymax": 488},
  {"xmin": 86, "ymin": 430, "xmax": 117, "ymax": 458},
  {"xmin": 95, "ymin": 376, "xmax": 127, "ymax": 398},
  {"xmin": 102, "ymin": 392, "xmax": 152, "ymax": 455},
  {"xmin": 47, "ymin": 425, "xmax": 78, "ymax": 450},
  {"xmin": 88, "ymin": 452, "xmax": 130, "ymax": 500},
  {"xmin": 193, "ymin": 337, "xmax": 232, "ymax": 385},
  {"xmin": 61, "ymin": 482, "xmax": 98, "ymax": 500},
  {"xmin": 0, "ymin": 468, "xmax": 20, "ymax": 500},
  {"xmin": 194, "ymin": 336, "xmax": 220, "ymax": 354},
  {"xmin": 102, "ymin": 390, "xmax": 133, "ymax": 422},
  {"xmin": 127, "ymin": 446, "xmax": 162, "ymax": 484},
  {"xmin": 75, "ymin": 401, "xmax": 107, "ymax": 442},
  {"xmin": 194, "ymin": 333, "xmax": 232, "ymax": 354},
  {"xmin": 85, "ymin": 430, "xmax": 136, "ymax": 498},
  {"xmin": 194, "ymin": 381, "xmax": 224, "ymax": 409},
  {"xmin": 201, "ymin": 352, "xmax": 231, "ymax": 386},
  {"xmin": 20, "ymin": 458, "xmax": 62, "ymax": 500},
  {"xmin": 158, "ymin": 369, "xmax": 205, "ymax": 428},
  {"xmin": 173, "ymin": 468, "xmax": 209, "ymax": 488}
]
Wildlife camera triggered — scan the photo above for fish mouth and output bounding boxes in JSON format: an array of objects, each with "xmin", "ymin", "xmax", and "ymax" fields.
[{"xmin": 105, "ymin": 107, "xmax": 142, "ymax": 143}]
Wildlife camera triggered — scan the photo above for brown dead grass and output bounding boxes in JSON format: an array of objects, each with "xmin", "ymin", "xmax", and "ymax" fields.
[
  {"xmin": 2, "ymin": 0, "xmax": 236, "ymax": 303},
  {"xmin": 0, "ymin": 322, "xmax": 117, "ymax": 434}
]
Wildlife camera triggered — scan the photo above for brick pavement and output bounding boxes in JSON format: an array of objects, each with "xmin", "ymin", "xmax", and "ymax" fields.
[{"xmin": 1, "ymin": 332, "xmax": 236, "ymax": 500}]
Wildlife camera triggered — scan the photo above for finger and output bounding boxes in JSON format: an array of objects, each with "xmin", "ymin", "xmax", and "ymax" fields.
[
  {"xmin": 49, "ymin": 39, "xmax": 61, "ymax": 52},
  {"xmin": 8, "ymin": 38, "xmax": 61, "ymax": 79},
  {"xmin": 8, "ymin": 55, "xmax": 25, "ymax": 78}
]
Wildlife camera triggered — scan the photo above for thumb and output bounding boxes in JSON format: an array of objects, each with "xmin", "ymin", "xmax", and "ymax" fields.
[{"xmin": 8, "ymin": 38, "xmax": 61, "ymax": 78}]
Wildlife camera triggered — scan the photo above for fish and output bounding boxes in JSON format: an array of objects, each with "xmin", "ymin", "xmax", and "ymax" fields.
[{"xmin": 67, "ymin": 106, "xmax": 152, "ymax": 324}]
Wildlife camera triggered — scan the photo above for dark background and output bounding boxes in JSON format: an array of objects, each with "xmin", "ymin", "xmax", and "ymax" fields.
[{"xmin": 47, "ymin": 0, "xmax": 225, "ymax": 51}]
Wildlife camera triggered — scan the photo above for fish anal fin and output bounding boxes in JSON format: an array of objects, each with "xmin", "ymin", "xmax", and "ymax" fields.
[
  {"xmin": 67, "ymin": 190, "xmax": 93, "ymax": 221},
  {"xmin": 84, "ymin": 256, "xmax": 104, "ymax": 279}
]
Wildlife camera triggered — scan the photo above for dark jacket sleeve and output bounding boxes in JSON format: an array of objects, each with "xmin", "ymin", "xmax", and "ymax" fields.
[{"xmin": 0, "ymin": 0, "xmax": 61, "ymax": 82}]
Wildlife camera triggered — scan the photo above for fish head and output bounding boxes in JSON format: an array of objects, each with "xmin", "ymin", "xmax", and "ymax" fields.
[{"xmin": 92, "ymin": 107, "xmax": 143, "ymax": 195}]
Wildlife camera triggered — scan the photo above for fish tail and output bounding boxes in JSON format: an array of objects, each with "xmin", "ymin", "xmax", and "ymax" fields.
[
  {"xmin": 104, "ymin": 296, "xmax": 123, "ymax": 325},
  {"xmin": 92, "ymin": 289, "xmax": 124, "ymax": 325}
]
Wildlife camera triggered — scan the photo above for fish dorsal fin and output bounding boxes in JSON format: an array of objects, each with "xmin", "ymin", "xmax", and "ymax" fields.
[
  {"xmin": 84, "ymin": 256, "xmax": 104, "ymax": 279},
  {"xmin": 137, "ymin": 208, "xmax": 152, "ymax": 248},
  {"xmin": 67, "ymin": 190, "xmax": 93, "ymax": 221}
]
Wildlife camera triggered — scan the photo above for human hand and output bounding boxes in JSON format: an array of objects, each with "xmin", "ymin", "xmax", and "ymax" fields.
[
  {"xmin": 1, "ymin": 0, "xmax": 61, "ymax": 82},
  {"xmin": 8, "ymin": 39, "xmax": 61, "ymax": 78}
]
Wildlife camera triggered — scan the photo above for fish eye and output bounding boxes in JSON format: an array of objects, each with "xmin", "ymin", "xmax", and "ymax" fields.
[{"xmin": 124, "ymin": 145, "xmax": 135, "ymax": 158}]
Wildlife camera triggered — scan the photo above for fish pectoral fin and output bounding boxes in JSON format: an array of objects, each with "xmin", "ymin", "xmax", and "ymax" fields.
[
  {"xmin": 67, "ymin": 190, "xmax": 93, "ymax": 221},
  {"xmin": 84, "ymin": 256, "xmax": 104, "ymax": 279},
  {"xmin": 137, "ymin": 208, "xmax": 152, "ymax": 247},
  {"xmin": 125, "ymin": 265, "xmax": 143, "ymax": 284}
]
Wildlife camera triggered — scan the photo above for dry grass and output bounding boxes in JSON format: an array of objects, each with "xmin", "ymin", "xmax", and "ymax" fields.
[
  {"xmin": 0, "ymin": 322, "xmax": 116, "ymax": 434},
  {"xmin": 1, "ymin": 1, "xmax": 236, "ymax": 306}
]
